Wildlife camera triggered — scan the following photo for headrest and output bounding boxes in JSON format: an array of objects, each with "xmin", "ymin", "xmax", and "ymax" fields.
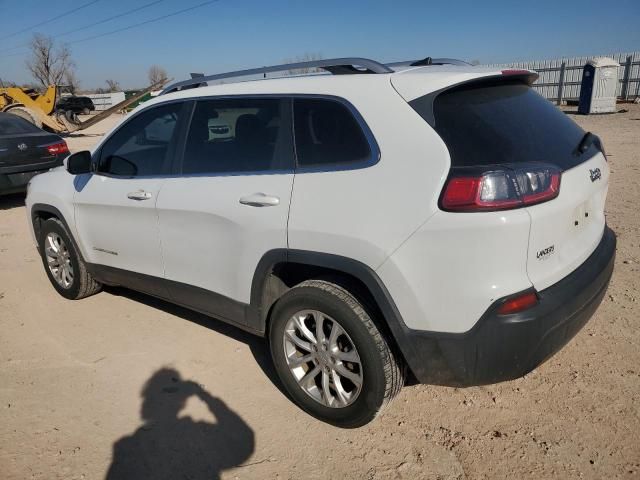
[
  {"xmin": 235, "ymin": 114, "xmax": 264, "ymax": 145},
  {"xmin": 190, "ymin": 108, "xmax": 215, "ymax": 143}
]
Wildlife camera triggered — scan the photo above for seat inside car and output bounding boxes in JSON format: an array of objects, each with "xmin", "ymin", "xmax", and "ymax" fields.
[{"xmin": 182, "ymin": 109, "xmax": 274, "ymax": 174}]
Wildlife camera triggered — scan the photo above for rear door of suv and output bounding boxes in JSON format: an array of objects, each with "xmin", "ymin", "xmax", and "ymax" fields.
[{"xmin": 156, "ymin": 97, "xmax": 295, "ymax": 323}]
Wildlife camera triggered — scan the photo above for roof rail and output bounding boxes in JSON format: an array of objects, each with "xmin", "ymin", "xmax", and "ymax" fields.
[
  {"xmin": 386, "ymin": 57, "xmax": 472, "ymax": 68},
  {"xmin": 160, "ymin": 57, "xmax": 393, "ymax": 95}
]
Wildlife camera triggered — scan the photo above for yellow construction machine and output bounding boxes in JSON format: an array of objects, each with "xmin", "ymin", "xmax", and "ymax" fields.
[{"xmin": 0, "ymin": 81, "xmax": 167, "ymax": 133}]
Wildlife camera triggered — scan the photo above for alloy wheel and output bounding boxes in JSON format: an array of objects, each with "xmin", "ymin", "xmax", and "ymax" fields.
[
  {"xmin": 44, "ymin": 232, "xmax": 74, "ymax": 289},
  {"xmin": 283, "ymin": 309, "xmax": 363, "ymax": 408}
]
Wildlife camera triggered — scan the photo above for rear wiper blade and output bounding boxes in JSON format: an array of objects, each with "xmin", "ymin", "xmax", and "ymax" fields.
[{"xmin": 574, "ymin": 132, "xmax": 604, "ymax": 156}]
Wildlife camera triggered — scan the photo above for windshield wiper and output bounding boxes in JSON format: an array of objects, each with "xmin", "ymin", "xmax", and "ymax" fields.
[{"xmin": 574, "ymin": 132, "xmax": 604, "ymax": 156}]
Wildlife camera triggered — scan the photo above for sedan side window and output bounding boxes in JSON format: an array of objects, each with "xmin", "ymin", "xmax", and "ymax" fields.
[
  {"xmin": 98, "ymin": 102, "xmax": 183, "ymax": 177},
  {"xmin": 181, "ymin": 98, "xmax": 293, "ymax": 175}
]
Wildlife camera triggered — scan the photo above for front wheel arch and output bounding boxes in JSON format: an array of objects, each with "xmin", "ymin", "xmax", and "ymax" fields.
[{"xmin": 31, "ymin": 204, "xmax": 82, "ymax": 259}]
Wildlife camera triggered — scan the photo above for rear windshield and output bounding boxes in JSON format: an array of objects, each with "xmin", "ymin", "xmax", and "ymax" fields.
[
  {"xmin": 411, "ymin": 81, "xmax": 591, "ymax": 169},
  {"xmin": 0, "ymin": 114, "xmax": 41, "ymax": 135}
]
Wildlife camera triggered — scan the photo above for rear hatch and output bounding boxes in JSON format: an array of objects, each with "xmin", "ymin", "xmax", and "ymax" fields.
[
  {"xmin": 525, "ymin": 150, "xmax": 607, "ymax": 289},
  {"xmin": 0, "ymin": 114, "xmax": 66, "ymax": 173},
  {"xmin": 399, "ymin": 71, "xmax": 609, "ymax": 291}
]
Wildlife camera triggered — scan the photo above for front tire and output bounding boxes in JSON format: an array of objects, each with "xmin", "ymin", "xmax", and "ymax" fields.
[
  {"xmin": 39, "ymin": 218, "xmax": 102, "ymax": 300},
  {"xmin": 269, "ymin": 280, "xmax": 404, "ymax": 427}
]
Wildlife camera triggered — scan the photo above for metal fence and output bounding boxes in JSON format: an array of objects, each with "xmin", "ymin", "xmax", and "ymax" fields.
[
  {"xmin": 485, "ymin": 51, "xmax": 640, "ymax": 104},
  {"xmin": 85, "ymin": 92, "xmax": 126, "ymax": 111}
]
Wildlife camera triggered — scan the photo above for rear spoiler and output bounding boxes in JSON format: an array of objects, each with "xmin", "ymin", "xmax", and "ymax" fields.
[{"xmin": 408, "ymin": 70, "xmax": 539, "ymax": 127}]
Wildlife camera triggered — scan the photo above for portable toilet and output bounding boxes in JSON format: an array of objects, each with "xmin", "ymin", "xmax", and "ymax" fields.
[{"xmin": 578, "ymin": 57, "xmax": 620, "ymax": 114}]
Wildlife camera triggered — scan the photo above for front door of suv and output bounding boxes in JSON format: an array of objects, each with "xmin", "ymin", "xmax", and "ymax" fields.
[
  {"xmin": 156, "ymin": 97, "xmax": 294, "ymax": 324},
  {"xmin": 74, "ymin": 101, "xmax": 188, "ymax": 294}
]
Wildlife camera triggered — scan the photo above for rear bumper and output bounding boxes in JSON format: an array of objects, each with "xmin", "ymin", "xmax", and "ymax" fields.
[
  {"xmin": 398, "ymin": 225, "xmax": 616, "ymax": 386},
  {"xmin": 0, "ymin": 162, "xmax": 61, "ymax": 195},
  {"xmin": 0, "ymin": 171, "xmax": 41, "ymax": 195}
]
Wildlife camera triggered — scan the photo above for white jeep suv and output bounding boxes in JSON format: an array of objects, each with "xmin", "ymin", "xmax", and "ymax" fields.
[{"xmin": 26, "ymin": 57, "xmax": 616, "ymax": 427}]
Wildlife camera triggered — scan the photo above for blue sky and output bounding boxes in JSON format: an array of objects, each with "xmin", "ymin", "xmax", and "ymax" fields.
[{"xmin": 1, "ymin": 0, "xmax": 638, "ymax": 89}]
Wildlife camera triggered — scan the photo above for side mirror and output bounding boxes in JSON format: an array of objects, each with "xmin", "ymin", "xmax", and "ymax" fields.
[{"xmin": 66, "ymin": 151, "xmax": 92, "ymax": 175}]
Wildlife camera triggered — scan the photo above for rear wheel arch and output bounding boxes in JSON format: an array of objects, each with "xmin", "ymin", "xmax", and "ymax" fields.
[{"xmin": 250, "ymin": 250, "xmax": 411, "ymax": 369}]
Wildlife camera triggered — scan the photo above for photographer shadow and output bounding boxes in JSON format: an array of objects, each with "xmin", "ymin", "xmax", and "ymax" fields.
[{"xmin": 106, "ymin": 368, "xmax": 255, "ymax": 480}]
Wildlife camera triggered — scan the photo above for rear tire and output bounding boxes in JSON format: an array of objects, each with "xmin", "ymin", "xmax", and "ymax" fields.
[
  {"xmin": 39, "ymin": 218, "xmax": 102, "ymax": 300},
  {"xmin": 269, "ymin": 279, "xmax": 404, "ymax": 427}
]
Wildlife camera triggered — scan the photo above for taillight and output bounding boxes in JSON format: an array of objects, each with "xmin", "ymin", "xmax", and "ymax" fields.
[
  {"xmin": 441, "ymin": 164, "xmax": 561, "ymax": 212},
  {"xmin": 497, "ymin": 291, "xmax": 538, "ymax": 315},
  {"xmin": 46, "ymin": 142, "xmax": 69, "ymax": 156}
]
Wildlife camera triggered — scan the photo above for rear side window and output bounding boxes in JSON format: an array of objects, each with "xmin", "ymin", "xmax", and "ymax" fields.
[
  {"xmin": 181, "ymin": 98, "xmax": 292, "ymax": 174},
  {"xmin": 99, "ymin": 102, "xmax": 183, "ymax": 177},
  {"xmin": 0, "ymin": 114, "xmax": 41, "ymax": 135},
  {"xmin": 413, "ymin": 81, "xmax": 588, "ymax": 169},
  {"xmin": 293, "ymin": 99, "xmax": 372, "ymax": 169}
]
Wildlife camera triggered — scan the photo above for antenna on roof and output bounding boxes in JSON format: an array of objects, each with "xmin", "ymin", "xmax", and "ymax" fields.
[
  {"xmin": 411, "ymin": 57, "xmax": 433, "ymax": 66},
  {"xmin": 386, "ymin": 57, "xmax": 472, "ymax": 69}
]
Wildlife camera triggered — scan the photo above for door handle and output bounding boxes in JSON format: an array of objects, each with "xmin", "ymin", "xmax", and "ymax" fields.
[
  {"xmin": 239, "ymin": 192, "xmax": 280, "ymax": 207},
  {"xmin": 127, "ymin": 190, "xmax": 153, "ymax": 201}
]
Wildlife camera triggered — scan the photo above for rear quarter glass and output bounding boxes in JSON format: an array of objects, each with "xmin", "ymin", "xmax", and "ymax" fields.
[{"xmin": 411, "ymin": 81, "xmax": 600, "ymax": 170}]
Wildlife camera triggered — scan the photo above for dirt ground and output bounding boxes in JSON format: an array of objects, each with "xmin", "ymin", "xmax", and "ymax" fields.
[{"xmin": 1, "ymin": 106, "xmax": 639, "ymax": 480}]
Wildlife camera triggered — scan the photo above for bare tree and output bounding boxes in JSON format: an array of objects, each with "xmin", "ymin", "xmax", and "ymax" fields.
[
  {"xmin": 64, "ymin": 70, "xmax": 80, "ymax": 94},
  {"xmin": 0, "ymin": 78, "xmax": 18, "ymax": 88},
  {"xmin": 26, "ymin": 33, "xmax": 74, "ymax": 88},
  {"xmin": 148, "ymin": 65, "xmax": 168, "ymax": 86},
  {"xmin": 105, "ymin": 79, "xmax": 121, "ymax": 92}
]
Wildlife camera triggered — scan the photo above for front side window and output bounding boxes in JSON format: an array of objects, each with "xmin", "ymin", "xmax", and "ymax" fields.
[
  {"xmin": 293, "ymin": 98, "xmax": 372, "ymax": 169},
  {"xmin": 98, "ymin": 102, "xmax": 183, "ymax": 177},
  {"xmin": 182, "ymin": 98, "xmax": 291, "ymax": 174}
]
